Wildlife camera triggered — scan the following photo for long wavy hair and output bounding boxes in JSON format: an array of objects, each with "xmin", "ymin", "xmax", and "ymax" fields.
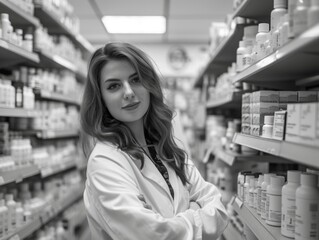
[{"xmin": 80, "ymin": 42, "xmax": 189, "ymax": 185}]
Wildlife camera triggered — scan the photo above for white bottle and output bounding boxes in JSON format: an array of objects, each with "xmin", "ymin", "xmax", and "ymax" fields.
[
  {"xmin": 308, "ymin": 0, "xmax": 319, "ymax": 27},
  {"xmin": 271, "ymin": 0, "xmax": 288, "ymax": 32},
  {"xmin": 288, "ymin": 0, "xmax": 298, "ymax": 38},
  {"xmin": 1, "ymin": 13, "xmax": 11, "ymax": 41},
  {"xmin": 256, "ymin": 23, "xmax": 269, "ymax": 61},
  {"xmin": 244, "ymin": 175, "xmax": 254, "ymax": 204},
  {"xmin": 266, "ymin": 176, "xmax": 285, "ymax": 226},
  {"xmin": 0, "ymin": 199, "xmax": 8, "ymax": 238},
  {"xmin": 293, "ymin": 0, "xmax": 311, "ymax": 36},
  {"xmin": 306, "ymin": 168, "xmax": 319, "ymax": 187},
  {"xmin": 261, "ymin": 173, "xmax": 276, "ymax": 219},
  {"xmin": 249, "ymin": 178, "xmax": 256, "ymax": 208},
  {"xmin": 5, "ymin": 194, "xmax": 16, "ymax": 232},
  {"xmin": 262, "ymin": 116, "xmax": 274, "ymax": 138},
  {"xmin": 279, "ymin": 14, "xmax": 290, "ymax": 46},
  {"xmin": 281, "ymin": 170, "xmax": 301, "ymax": 238},
  {"xmin": 257, "ymin": 175, "xmax": 264, "ymax": 214},
  {"xmin": 295, "ymin": 173, "xmax": 319, "ymax": 240},
  {"xmin": 15, "ymin": 202, "xmax": 24, "ymax": 229},
  {"xmin": 236, "ymin": 41, "xmax": 246, "ymax": 72},
  {"xmin": 23, "ymin": 203, "xmax": 32, "ymax": 223}
]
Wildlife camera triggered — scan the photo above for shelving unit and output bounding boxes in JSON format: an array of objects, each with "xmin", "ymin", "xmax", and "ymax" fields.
[
  {"xmin": 5, "ymin": 185, "xmax": 84, "ymax": 240},
  {"xmin": 40, "ymin": 158, "xmax": 77, "ymax": 178},
  {"xmin": 232, "ymin": 0, "xmax": 273, "ymax": 22},
  {"xmin": 213, "ymin": 148, "xmax": 290, "ymax": 166},
  {"xmin": 0, "ymin": 0, "xmax": 40, "ymax": 27},
  {"xmin": 194, "ymin": 21, "xmax": 246, "ymax": 88},
  {"xmin": 36, "ymin": 129, "xmax": 79, "ymax": 139},
  {"xmin": 0, "ymin": 165, "xmax": 39, "ymax": 186},
  {"xmin": 233, "ymin": 133, "xmax": 319, "ymax": 168},
  {"xmin": 0, "ymin": 39, "xmax": 39, "ymax": 67},
  {"xmin": 232, "ymin": 23, "xmax": 319, "ymax": 85},
  {"xmin": 0, "ymin": 107, "xmax": 39, "ymax": 118},
  {"xmin": 232, "ymin": 197, "xmax": 290, "ymax": 240},
  {"xmin": 0, "ymin": 1, "xmax": 90, "ymax": 239},
  {"xmin": 35, "ymin": 90, "xmax": 80, "ymax": 106},
  {"xmin": 206, "ymin": 91, "xmax": 242, "ymax": 109},
  {"xmin": 34, "ymin": 4, "xmax": 94, "ymax": 54}
]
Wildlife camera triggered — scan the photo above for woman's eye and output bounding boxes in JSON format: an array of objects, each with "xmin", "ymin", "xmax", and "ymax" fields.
[
  {"xmin": 107, "ymin": 83, "xmax": 120, "ymax": 90},
  {"xmin": 131, "ymin": 77, "xmax": 140, "ymax": 84}
]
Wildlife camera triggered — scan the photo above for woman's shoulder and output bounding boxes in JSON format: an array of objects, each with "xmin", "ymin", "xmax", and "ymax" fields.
[{"xmin": 88, "ymin": 141, "xmax": 135, "ymax": 168}]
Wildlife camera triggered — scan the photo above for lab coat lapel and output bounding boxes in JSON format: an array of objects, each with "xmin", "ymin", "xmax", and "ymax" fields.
[{"xmin": 140, "ymin": 153, "xmax": 172, "ymax": 199}]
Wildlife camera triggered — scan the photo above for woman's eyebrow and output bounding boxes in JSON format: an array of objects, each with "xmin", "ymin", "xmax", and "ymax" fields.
[{"xmin": 104, "ymin": 72, "xmax": 138, "ymax": 83}]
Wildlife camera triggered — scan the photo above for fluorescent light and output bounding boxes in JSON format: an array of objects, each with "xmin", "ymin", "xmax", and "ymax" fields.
[{"xmin": 101, "ymin": 16, "xmax": 166, "ymax": 34}]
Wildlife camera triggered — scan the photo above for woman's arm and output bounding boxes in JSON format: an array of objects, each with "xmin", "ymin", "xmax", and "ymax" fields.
[
  {"xmin": 85, "ymin": 152, "xmax": 196, "ymax": 240},
  {"xmin": 184, "ymin": 159, "xmax": 229, "ymax": 239}
]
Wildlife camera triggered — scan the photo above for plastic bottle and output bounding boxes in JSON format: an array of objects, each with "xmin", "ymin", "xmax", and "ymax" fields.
[
  {"xmin": 256, "ymin": 174, "xmax": 264, "ymax": 214},
  {"xmin": 262, "ymin": 116, "xmax": 274, "ymax": 138},
  {"xmin": 5, "ymin": 194, "xmax": 16, "ymax": 232},
  {"xmin": 0, "ymin": 199, "xmax": 8, "ymax": 238},
  {"xmin": 271, "ymin": 0, "xmax": 288, "ymax": 32},
  {"xmin": 1, "ymin": 13, "xmax": 11, "ymax": 41},
  {"xmin": 244, "ymin": 175, "xmax": 255, "ymax": 204},
  {"xmin": 15, "ymin": 202, "xmax": 24, "ymax": 229},
  {"xmin": 261, "ymin": 173, "xmax": 276, "ymax": 219},
  {"xmin": 279, "ymin": 14, "xmax": 289, "ymax": 46},
  {"xmin": 256, "ymin": 23, "xmax": 269, "ymax": 61},
  {"xmin": 306, "ymin": 168, "xmax": 319, "ymax": 187},
  {"xmin": 266, "ymin": 176, "xmax": 285, "ymax": 226},
  {"xmin": 281, "ymin": 171, "xmax": 301, "ymax": 237},
  {"xmin": 295, "ymin": 173, "xmax": 319, "ymax": 240},
  {"xmin": 308, "ymin": 0, "xmax": 319, "ymax": 27},
  {"xmin": 249, "ymin": 178, "xmax": 256, "ymax": 208},
  {"xmin": 293, "ymin": 0, "xmax": 311, "ymax": 36},
  {"xmin": 238, "ymin": 171, "xmax": 251, "ymax": 200},
  {"xmin": 288, "ymin": 0, "xmax": 298, "ymax": 38},
  {"xmin": 236, "ymin": 41, "xmax": 246, "ymax": 72},
  {"xmin": 19, "ymin": 183, "xmax": 31, "ymax": 204},
  {"xmin": 23, "ymin": 203, "xmax": 32, "ymax": 223}
]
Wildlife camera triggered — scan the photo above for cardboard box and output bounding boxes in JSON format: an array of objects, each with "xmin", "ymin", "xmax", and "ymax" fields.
[
  {"xmin": 300, "ymin": 103, "xmax": 319, "ymax": 146},
  {"xmin": 253, "ymin": 91, "xmax": 279, "ymax": 103},
  {"xmin": 298, "ymin": 91, "xmax": 318, "ymax": 103},
  {"xmin": 285, "ymin": 104, "xmax": 301, "ymax": 143},
  {"xmin": 272, "ymin": 110, "xmax": 287, "ymax": 140}
]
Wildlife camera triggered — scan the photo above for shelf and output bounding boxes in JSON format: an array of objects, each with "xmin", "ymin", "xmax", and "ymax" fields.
[
  {"xmin": 232, "ymin": 23, "xmax": 319, "ymax": 85},
  {"xmin": 214, "ymin": 148, "xmax": 291, "ymax": 166},
  {"xmin": 34, "ymin": 5, "xmax": 94, "ymax": 54},
  {"xmin": 223, "ymin": 222, "xmax": 244, "ymax": 240},
  {"xmin": 40, "ymin": 158, "xmax": 77, "ymax": 178},
  {"xmin": 35, "ymin": 90, "xmax": 80, "ymax": 106},
  {"xmin": 232, "ymin": 197, "xmax": 290, "ymax": 240},
  {"xmin": 0, "ymin": 165, "xmax": 40, "ymax": 186},
  {"xmin": 0, "ymin": 0, "xmax": 40, "ymax": 28},
  {"xmin": 232, "ymin": 0, "xmax": 273, "ymax": 22},
  {"xmin": 0, "ymin": 107, "xmax": 39, "ymax": 118},
  {"xmin": 5, "ymin": 185, "xmax": 84, "ymax": 240},
  {"xmin": 36, "ymin": 129, "xmax": 79, "ymax": 139},
  {"xmin": 206, "ymin": 91, "xmax": 242, "ymax": 109},
  {"xmin": 0, "ymin": 39, "xmax": 40, "ymax": 67},
  {"xmin": 194, "ymin": 22, "xmax": 245, "ymax": 88},
  {"xmin": 233, "ymin": 133, "xmax": 319, "ymax": 168}
]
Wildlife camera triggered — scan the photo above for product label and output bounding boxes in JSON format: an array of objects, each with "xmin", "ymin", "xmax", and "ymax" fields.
[
  {"xmin": 295, "ymin": 198, "xmax": 319, "ymax": 240},
  {"xmin": 268, "ymin": 193, "xmax": 282, "ymax": 223},
  {"xmin": 261, "ymin": 189, "xmax": 267, "ymax": 218},
  {"xmin": 281, "ymin": 195, "xmax": 296, "ymax": 237}
]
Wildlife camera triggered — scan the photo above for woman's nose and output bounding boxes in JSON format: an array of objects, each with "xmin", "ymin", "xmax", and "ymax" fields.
[{"xmin": 123, "ymin": 81, "xmax": 135, "ymax": 100}]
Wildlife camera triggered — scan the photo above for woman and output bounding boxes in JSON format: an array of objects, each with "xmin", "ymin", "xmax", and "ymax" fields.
[{"xmin": 80, "ymin": 42, "xmax": 228, "ymax": 240}]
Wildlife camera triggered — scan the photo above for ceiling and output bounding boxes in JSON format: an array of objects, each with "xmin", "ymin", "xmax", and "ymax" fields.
[{"xmin": 68, "ymin": 0, "xmax": 234, "ymax": 47}]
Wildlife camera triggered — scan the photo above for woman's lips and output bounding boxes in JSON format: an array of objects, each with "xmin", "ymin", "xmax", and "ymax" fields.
[{"xmin": 122, "ymin": 102, "xmax": 140, "ymax": 110}]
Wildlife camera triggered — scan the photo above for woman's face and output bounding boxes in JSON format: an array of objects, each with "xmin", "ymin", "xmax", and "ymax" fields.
[{"xmin": 99, "ymin": 59, "xmax": 150, "ymax": 125}]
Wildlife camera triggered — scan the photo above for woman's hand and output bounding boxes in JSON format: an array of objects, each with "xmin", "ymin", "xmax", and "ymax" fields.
[{"xmin": 138, "ymin": 194, "xmax": 152, "ymax": 210}]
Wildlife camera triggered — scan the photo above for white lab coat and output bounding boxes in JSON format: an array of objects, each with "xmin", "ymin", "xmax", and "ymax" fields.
[{"xmin": 83, "ymin": 141, "xmax": 228, "ymax": 240}]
